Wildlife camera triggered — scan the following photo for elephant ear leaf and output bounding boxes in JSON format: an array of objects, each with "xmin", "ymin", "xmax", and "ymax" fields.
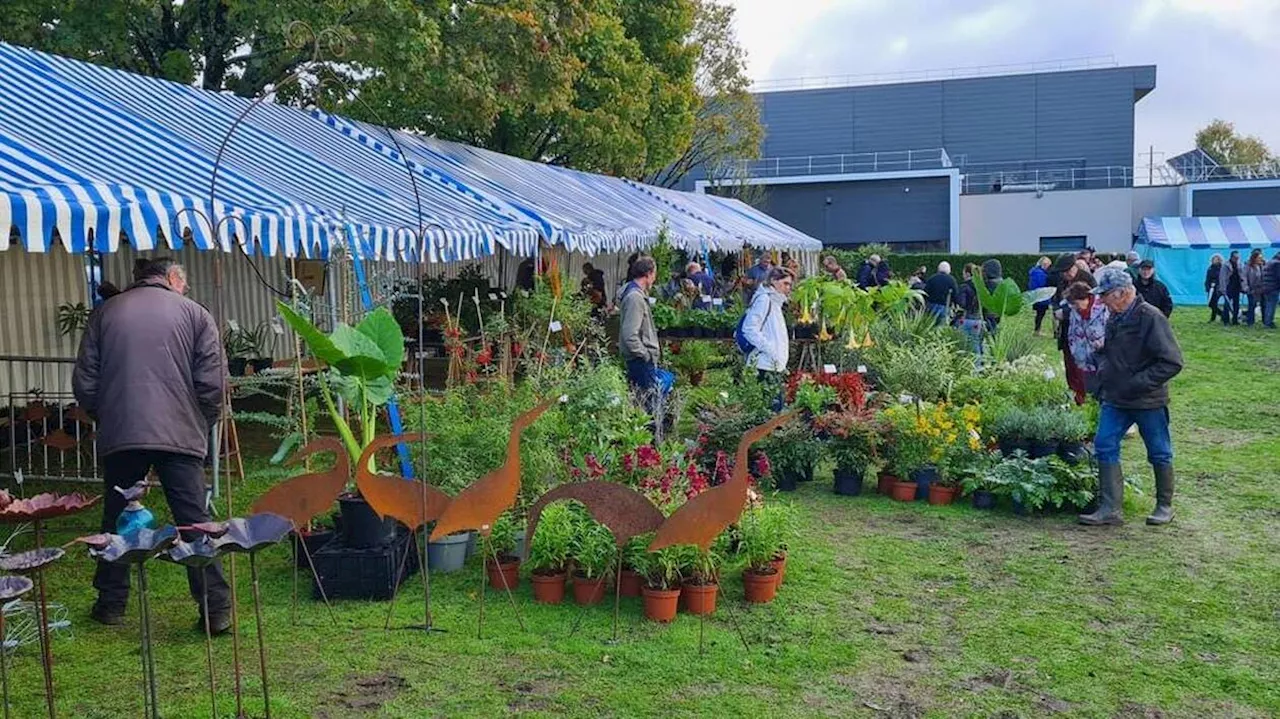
[
  {"xmin": 976, "ymin": 278, "xmax": 1025, "ymax": 318},
  {"xmin": 276, "ymin": 302, "xmax": 345, "ymax": 367},
  {"xmin": 356, "ymin": 308, "xmax": 405, "ymax": 379},
  {"xmin": 1023, "ymin": 287, "xmax": 1056, "ymax": 305}
]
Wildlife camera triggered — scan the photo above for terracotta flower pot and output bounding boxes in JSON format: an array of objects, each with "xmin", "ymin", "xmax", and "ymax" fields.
[
  {"xmin": 642, "ymin": 585, "xmax": 681, "ymax": 622},
  {"xmin": 770, "ymin": 552, "xmax": 787, "ymax": 585},
  {"xmin": 681, "ymin": 581, "xmax": 719, "ymax": 616},
  {"xmin": 618, "ymin": 568, "xmax": 644, "ymax": 598},
  {"xmin": 877, "ymin": 473, "xmax": 898, "ymax": 496},
  {"xmin": 928, "ymin": 484, "xmax": 958, "ymax": 506},
  {"xmin": 742, "ymin": 568, "xmax": 779, "ymax": 604},
  {"xmin": 485, "ymin": 557, "xmax": 521, "ymax": 591},
  {"xmin": 572, "ymin": 573, "xmax": 609, "ymax": 606},
  {"xmin": 530, "ymin": 571, "xmax": 567, "ymax": 604},
  {"xmin": 891, "ymin": 480, "xmax": 918, "ymax": 502}
]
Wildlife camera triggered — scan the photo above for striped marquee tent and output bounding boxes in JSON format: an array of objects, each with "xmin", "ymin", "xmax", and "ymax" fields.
[
  {"xmin": 1135, "ymin": 215, "xmax": 1280, "ymax": 306},
  {"xmin": 0, "ymin": 41, "xmax": 820, "ymax": 264}
]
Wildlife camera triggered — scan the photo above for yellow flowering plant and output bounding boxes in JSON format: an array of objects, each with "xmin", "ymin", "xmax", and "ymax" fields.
[{"xmin": 880, "ymin": 402, "xmax": 984, "ymax": 484}]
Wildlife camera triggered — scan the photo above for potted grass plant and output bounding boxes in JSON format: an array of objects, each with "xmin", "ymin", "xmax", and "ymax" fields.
[
  {"xmin": 1025, "ymin": 407, "xmax": 1060, "ymax": 459},
  {"xmin": 570, "ymin": 515, "xmax": 615, "ymax": 606},
  {"xmin": 527, "ymin": 503, "xmax": 573, "ymax": 604},
  {"xmin": 639, "ymin": 544, "xmax": 684, "ymax": 622},
  {"xmin": 1056, "ymin": 409, "xmax": 1092, "ymax": 465},
  {"xmin": 991, "ymin": 406, "xmax": 1031, "ymax": 458},
  {"xmin": 737, "ymin": 505, "xmax": 784, "ymax": 603},
  {"xmin": 619, "ymin": 534, "xmax": 648, "ymax": 598}
]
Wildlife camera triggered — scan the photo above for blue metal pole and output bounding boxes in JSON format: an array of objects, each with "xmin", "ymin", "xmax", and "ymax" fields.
[{"xmin": 346, "ymin": 224, "xmax": 415, "ymax": 478}]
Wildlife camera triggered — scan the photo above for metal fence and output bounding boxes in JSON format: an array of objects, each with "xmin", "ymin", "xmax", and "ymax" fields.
[
  {"xmin": 960, "ymin": 166, "xmax": 1133, "ymax": 194},
  {"xmin": 1, "ymin": 355, "xmax": 100, "ymax": 485},
  {"xmin": 710, "ymin": 149, "xmax": 953, "ymax": 181}
]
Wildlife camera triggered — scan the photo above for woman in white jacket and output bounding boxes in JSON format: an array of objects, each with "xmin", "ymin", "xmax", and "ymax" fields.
[{"xmin": 742, "ymin": 267, "xmax": 794, "ymax": 382}]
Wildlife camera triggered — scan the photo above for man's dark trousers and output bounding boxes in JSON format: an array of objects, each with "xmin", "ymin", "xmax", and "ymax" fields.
[{"xmin": 93, "ymin": 450, "xmax": 231, "ymax": 615}]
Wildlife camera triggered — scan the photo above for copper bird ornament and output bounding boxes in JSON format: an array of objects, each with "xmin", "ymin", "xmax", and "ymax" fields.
[
  {"xmin": 649, "ymin": 412, "xmax": 794, "ymax": 552},
  {"xmin": 249, "ymin": 437, "xmax": 350, "ymax": 528},
  {"xmin": 354, "ymin": 434, "xmax": 451, "ymax": 531},
  {"xmin": 429, "ymin": 399, "xmax": 555, "ymax": 541},
  {"xmin": 524, "ymin": 481, "xmax": 664, "ymax": 550}
]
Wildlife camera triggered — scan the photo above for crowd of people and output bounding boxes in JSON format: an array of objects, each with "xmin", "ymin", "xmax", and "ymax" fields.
[{"xmin": 1204, "ymin": 249, "xmax": 1280, "ymax": 329}]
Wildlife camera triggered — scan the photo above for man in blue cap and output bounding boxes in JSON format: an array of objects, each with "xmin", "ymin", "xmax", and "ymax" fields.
[{"xmin": 1079, "ymin": 267, "xmax": 1184, "ymax": 527}]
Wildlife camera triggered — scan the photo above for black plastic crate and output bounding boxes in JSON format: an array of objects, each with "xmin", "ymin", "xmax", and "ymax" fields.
[{"xmin": 310, "ymin": 533, "xmax": 420, "ymax": 601}]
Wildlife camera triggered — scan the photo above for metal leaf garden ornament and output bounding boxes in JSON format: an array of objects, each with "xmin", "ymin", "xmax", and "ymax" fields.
[
  {"xmin": 0, "ymin": 492, "xmax": 100, "ymax": 523},
  {"xmin": 0, "ymin": 575, "xmax": 33, "ymax": 718}
]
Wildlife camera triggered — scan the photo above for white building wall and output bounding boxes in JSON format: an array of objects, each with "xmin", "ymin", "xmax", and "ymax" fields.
[
  {"xmin": 958, "ymin": 188, "xmax": 1138, "ymax": 254},
  {"xmin": 1132, "ymin": 185, "xmax": 1180, "ymax": 225}
]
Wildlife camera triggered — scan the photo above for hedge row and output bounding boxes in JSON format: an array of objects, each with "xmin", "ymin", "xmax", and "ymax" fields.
[{"xmin": 822, "ymin": 248, "xmax": 1127, "ymax": 289}]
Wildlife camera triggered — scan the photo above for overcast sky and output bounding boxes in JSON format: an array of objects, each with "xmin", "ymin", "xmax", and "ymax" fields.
[{"xmin": 725, "ymin": 0, "xmax": 1280, "ymax": 168}]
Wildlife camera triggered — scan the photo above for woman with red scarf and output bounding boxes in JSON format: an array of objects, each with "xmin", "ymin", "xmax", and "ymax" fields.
[{"xmin": 1065, "ymin": 281, "xmax": 1110, "ymax": 404}]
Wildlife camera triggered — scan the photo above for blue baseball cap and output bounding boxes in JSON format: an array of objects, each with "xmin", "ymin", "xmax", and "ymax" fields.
[{"xmin": 1091, "ymin": 267, "xmax": 1133, "ymax": 295}]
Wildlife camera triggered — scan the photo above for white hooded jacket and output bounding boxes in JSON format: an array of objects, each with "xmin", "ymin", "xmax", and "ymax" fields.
[{"xmin": 742, "ymin": 285, "xmax": 789, "ymax": 372}]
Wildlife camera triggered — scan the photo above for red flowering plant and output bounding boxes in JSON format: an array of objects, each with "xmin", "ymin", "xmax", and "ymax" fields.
[{"xmin": 784, "ymin": 370, "xmax": 867, "ymax": 412}]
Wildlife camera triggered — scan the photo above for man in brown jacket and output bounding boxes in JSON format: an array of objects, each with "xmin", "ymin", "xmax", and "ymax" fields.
[{"xmin": 74, "ymin": 258, "xmax": 232, "ymax": 631}]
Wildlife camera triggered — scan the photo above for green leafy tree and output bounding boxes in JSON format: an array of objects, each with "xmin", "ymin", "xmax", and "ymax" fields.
[{"xmin": 1195, "ymin": 119, "xmax": 1274, "ymax": 168}]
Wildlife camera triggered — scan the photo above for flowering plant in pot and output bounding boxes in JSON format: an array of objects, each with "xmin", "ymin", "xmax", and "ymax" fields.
[
  {"xmin": 758, "ymin": 418, "xmax": 814, "ymax": 492},
  {"xmin": 527, "ymin": 503, "xmax": 574, "ymax": 604},
  {"xmin": 569, "ymin": 513, "xmax": 616, "ymax": 606},
  {"xmin": 736, "ymin": 505, "xmax": 785, "ymax": 603},
  {"xmin": 879, "ymin": 405, "xmax": 933, "ymax": 501},
  {"xmin": 814, "ymin": 410, "xmax": 881, "ymax": 496}
]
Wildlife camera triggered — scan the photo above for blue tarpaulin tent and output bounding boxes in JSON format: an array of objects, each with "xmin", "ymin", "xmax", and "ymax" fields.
[{"xmin": 1134, "ymin": 215, "xmax": 1280, "ymax": 306}]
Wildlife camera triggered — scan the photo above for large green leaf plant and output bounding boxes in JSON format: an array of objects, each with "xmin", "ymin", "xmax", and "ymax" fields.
[{"xmin": 276, "ymin": 302, "xmax": 405, "ymax": 467}]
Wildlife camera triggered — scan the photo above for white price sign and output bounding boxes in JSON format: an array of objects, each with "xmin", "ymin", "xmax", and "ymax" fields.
[
  {"xmin": 549, "ymin": 320, "xmax": 563, "ymax": 332},
  {"xmin": 488, "ymin": 293, "xmax": 498, "ymax": 301},
  {"xmin": 823, "ymin": 364, "xmax": 837, "ymax": 374},
  {"xmin": 700, "ymin": 295, "xmax": 712, "ymax": 304},
  {"xmin": 647, "ymin": 296, "xmax": 656, "ymax": 305},
  {"xmin": 711, "ymin": 298, "xmax": 724, "ymax": 306},
  {"xmin": 857, "ymin": 365, "xmax": 868, "ymax": 374}
]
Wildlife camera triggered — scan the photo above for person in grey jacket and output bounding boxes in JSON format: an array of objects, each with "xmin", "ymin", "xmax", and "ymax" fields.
[
  {"xmin": 1079, "ymin": 268, "xmax": 1184, "ymax": 528},
  {"xmin": 618, "ymin": 256, "xmax": 662, "ymax": 414},
  {"xmin": 1262, "ymin": 251, "xmax": 1280, "ymax": 329},
  {"xmin": 73, "ymin": 258, "xmax": 232, "ymax": 630},
  {"xmin": 1241, "ymin": 250, "xmax": 1265, "ymax": 326}
]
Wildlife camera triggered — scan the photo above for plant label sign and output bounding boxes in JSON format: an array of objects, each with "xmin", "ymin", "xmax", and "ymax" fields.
[
  {"xmin": 857, "ymin": 365, "xmax": 868, "ymax": 374},
  {"xmin": 700, "ymin": 295, "xmax": 712, "ymax": 304},
  {"xmin": 712, "ymin": 298, "xmax": 724, "ymax": 307},
  {"xmin": 647, "ymin": 296, "xmax": 656, "ymax": 306},
  {"xmin": 823, "ymin": 364, "xmax": 837, "ymax": 374},
  {"xmin": 488, "ymin": 293, "xmax": 498, "ymax": 301},
  {"xmin": 549, "ymin": 320, "xmax": 563, "ymax": 332}
]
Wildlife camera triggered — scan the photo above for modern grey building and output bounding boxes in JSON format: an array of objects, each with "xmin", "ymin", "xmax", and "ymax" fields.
[{"xmin": 691, "ymin": 62, "xmax": 1280, "ymax": 254}]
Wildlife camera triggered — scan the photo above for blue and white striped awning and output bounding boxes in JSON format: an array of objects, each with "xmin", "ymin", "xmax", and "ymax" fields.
[
  {"xmin": 1138, "ymin": 215, "xmax": 1280, "ymax": 249},
  {"xmin": 312, "ymin": 111, "xmax": 820, "ymax": 255},
  {"xmin": 0, "ymin": 41, "xmax": 821, "ymax": 261},
  {"xmin": 0, "ymin": 42, "xmax": 545, "ymax": 260}
]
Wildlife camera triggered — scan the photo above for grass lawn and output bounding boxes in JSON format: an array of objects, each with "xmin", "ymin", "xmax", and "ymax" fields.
[{"xmin": 6, "ymin": 313, "xmax": 1279, "ymax": 718}]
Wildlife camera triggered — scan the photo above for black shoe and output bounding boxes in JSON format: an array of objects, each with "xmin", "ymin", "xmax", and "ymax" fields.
[
  {"xmin": 197, "ymin": 612, "xmax": 233, "ymax": 636},
  {"xmin": 90, "ymin": 603, "xmax": 126, "ymax": 626}
]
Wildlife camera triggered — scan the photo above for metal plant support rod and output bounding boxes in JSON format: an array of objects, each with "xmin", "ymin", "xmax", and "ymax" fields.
[
  {"xmin": 201, "ymin": 581, "xmax": 217, "ymax": 719},
  {"xmin": 136, "ymin": 562, "xmax": 159, "ymax": 719},
  {"xmin": 33, "ymin": 524, "xmax": 56, "ymax": 719},
  {"xmin": 249, "ymin": 553, "xmax": 271, "ymax": 719}
]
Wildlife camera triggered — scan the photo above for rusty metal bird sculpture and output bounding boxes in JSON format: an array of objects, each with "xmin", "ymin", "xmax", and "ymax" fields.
[
  {"xmin": 429, "ymin": 399, "xmax": 555, "ymax": 541},
  {"xmin": 649, "ymin": 412, "xmax": 794, "ymax": 552},
  {"xmin": 354, "ymin": 433, "xmax": 451, "ymax": 531},
  {"xmin": 249, "ymin": 437, "xmax": 349, "ymax": 528},
  {"xmin": 524, "ymin": 481, "xmax": 664, "ymax": 551}
]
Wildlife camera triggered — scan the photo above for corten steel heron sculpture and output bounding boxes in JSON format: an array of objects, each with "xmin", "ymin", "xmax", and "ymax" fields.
[
  {"xmin": 648, "ymin": 411, "xmax": 793, "ymax": 654},
  {"xmin": 353, "ymin": 432, "xmax": 451, "ymax": 631},
  {"xmin": 429, "ymin": 398, "xmax": 556, "ymax": 637},
  {"xmin": 250, "ymin": 437, "xmax": 349, "ymax": 623}
]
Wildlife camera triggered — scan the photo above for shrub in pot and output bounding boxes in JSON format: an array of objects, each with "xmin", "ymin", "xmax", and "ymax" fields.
[
  {"xmin": 485, "ymin": 512, "xmax": 522, "ymax": 590},
  {"xmin": 990, "ymin": 407, "xmax": 1031, "ymax": 458},
  {"xmin": 814, "ymin": 410, "xmax": 881, "ymax": 497},
  {"xmin": 1023, "ymin": 407, "xmax": 1060, "ymax": 459},
  {"xmin": 570, "ymin": 515, "xmax": 615, "ymax": 606},
  {"xmin": 759, "ymin": 418, "xmax": 812, "ymax": 492},
  {"xmin": 639, "ymin": 542, "xmax": 683, "ymax": 622},
  {"xmin": 670, "ymin": 341, "xmax": 717, "ymax": 388},
  {"xmin": 1055, "ymin": 410, "xmax": 1092, "ymax": 465},
  {"xmin": 527, "ymin": 504, "xmax": 573, "ymax": 604}
]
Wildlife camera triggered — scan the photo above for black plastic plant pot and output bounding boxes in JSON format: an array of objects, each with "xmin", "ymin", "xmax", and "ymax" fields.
[
  {"xmin": 251, "ymin": 358, "xmax": 273, "ymax": 374},
  {"xmin": 338, "ymin": 496, "xmax": 397, "ymax": 548},
  {"xmin": 910, "ymin": 466, "xmax": 938, "ymax": 500},
  {"xmin": 1012, "ymin": 498, "xmax": 1029, "ymax": 516},
  {"xmin": 800, "ymin": 462, "xmax": 815, "ymax": 483},
  {"xmin": 971, "ymin": 491, "xmax": 996, "ymax": 510},
  {"xmin": 1058, "ymin": 441, "xmax": 1089, "ymax": 465},
  {"xmin": 997, "ymin": 438, "xmax": 1028, "ymax": 457},
  {"xmin": 1029, "ymin": 442, "xmax": 1057, "ymax": 459},
  {"xmin": 832, "ymin": 468, "xmax": 863, "ymax": 496},
  {"xmin": 775, "ymin": 471, "xmax": 799, "ymax": 492},
  {"xmin": 292, "ymin": 529, "xmax": 335, "ymax": 568},
  {"xmin": 228, "ymin": 358, "xmax": 248, "ymax": 376}
]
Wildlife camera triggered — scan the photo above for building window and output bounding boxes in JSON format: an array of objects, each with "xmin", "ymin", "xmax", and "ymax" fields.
[{"xmin": 1039, "ymin": 235, "xmax": 1087, "ymax": 253}]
